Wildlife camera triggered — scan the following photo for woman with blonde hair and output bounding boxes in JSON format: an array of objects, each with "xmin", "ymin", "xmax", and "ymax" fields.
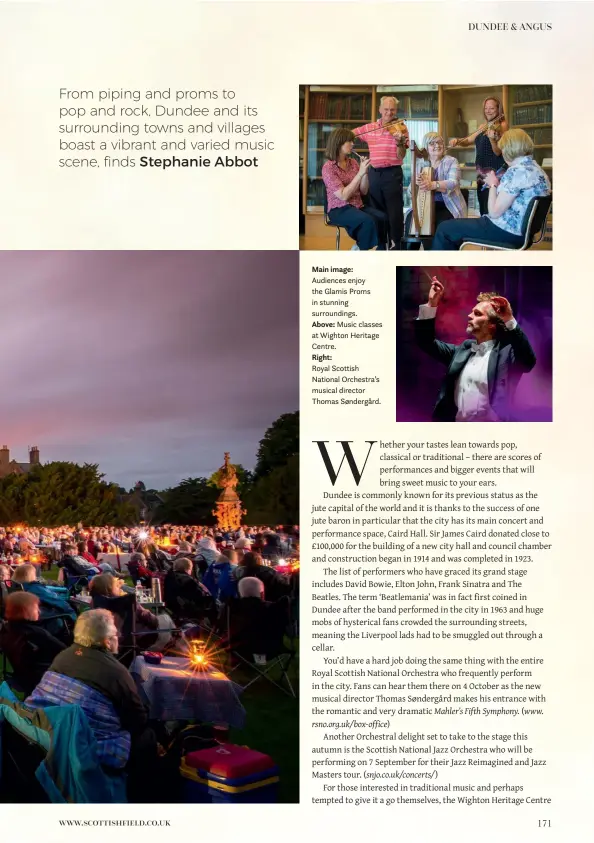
[
  {"xmin": 408, "ymin": 131, "xmax": 467, "ymax": 247},
  {"xmin": 449, "ymin": 96, "xmax": 509, "ymax": 215},
  {"xmin": 432, "ymin": 128, "xmax": 550, "ymax": 250},
  {"xmin": 89, "ymin": 572, "xmax": 159, "ymax": 648}
]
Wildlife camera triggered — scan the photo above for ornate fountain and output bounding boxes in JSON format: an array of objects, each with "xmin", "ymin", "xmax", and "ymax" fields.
[{"xmin": 212, "ymin": 452, "xmax": 246, "ymax": 531}]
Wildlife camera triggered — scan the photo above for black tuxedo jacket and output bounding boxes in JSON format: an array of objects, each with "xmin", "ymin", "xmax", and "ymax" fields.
[{"xmin": 414, "ymin": 317, "xmax": 537, "ymax": 422}]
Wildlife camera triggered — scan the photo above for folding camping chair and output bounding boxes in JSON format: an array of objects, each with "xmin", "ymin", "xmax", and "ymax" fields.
[
  {"xmin": 0, "ymin": 612, "xmax": 74, "ymax": 695},
  {"xmin": 0, "ymin": 710, "xmax": 50, "ymax": 802},
  {"xmin": 58, "ymin": 568, "xmax": 91, "ymax": 597},
  {"xmin": 91, "ymin": 592, "xmax": 140, "ymax": 666},
  {"xmin": 0, "ymin": 580, "xmax": 23, "ymax": 616},
  {"xmin": 223, "ymin": 598, "xmax": 296, "ymax": 698},
  {"xmin": 0, "ymin": 684, "xmax": 128, "ymax": 803}
]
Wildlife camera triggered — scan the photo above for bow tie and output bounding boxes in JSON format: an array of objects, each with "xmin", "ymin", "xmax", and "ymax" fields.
[{"xmin": 469, "ymin": 340, "xmax": 495, "ymax": 355}]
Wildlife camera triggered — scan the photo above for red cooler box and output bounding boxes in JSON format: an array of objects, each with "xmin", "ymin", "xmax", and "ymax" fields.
[{"xmin": 180, "ymin": 743, "xmax": 279, "ymax": 803}]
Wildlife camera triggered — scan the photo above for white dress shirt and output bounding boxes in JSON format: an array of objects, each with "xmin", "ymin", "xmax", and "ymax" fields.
[{"xmin": 418, "ymin": 304, "xmax": 517, "ymax": 422}]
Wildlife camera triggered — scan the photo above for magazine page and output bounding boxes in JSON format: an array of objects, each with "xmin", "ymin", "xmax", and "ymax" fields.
[{"xmin": 0, "ymin": 2, "xmax": 591, "ymax": 842}]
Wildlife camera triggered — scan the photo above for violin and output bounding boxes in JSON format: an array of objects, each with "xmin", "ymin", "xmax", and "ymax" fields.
[
  {"xmin": 383, "ymin": 118, "xmax": 408, "ymax": 138},
  {"xmin": 356, "ymin": 118, "xmax": 409, "ymax": 158},
  {"xmin": 478, "ymin": 116, "xmax": 506, "ymax": 141},
  {"xmin": 450, "ymin": 114, "xmax": 506, "ymax": 149}
]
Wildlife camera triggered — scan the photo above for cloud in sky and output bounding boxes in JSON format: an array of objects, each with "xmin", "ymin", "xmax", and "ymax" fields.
[{"xmin": 0, "ymin": 250, "xmax": 298, "ymax": 488}]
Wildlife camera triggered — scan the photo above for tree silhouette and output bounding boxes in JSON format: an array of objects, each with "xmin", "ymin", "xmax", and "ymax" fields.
[
  {"xmin": 0, "ymin": 462, "xmax": 135, "ymax": 526},
  {"xmin": 254, "ymin": 411, "xmax": 299, "ymax": 479}
]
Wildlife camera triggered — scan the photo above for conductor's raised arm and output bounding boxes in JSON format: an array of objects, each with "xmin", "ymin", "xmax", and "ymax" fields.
[{"xmin": 414, "ymin": 276, "xmax": 458, "ymax": 366}]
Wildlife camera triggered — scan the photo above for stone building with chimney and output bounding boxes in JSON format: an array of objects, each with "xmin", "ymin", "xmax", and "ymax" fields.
[{"xmin": 0, "ymin": 445, "xmax": 41, "ymax": 478}]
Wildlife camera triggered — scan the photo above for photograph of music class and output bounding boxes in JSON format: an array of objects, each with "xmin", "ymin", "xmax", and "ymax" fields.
[{"xmin": 299, "ymin": 85, "xmax": 553, "ymax": 251}]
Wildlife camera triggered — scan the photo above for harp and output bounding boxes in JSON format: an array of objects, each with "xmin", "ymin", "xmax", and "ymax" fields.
[{"xmin": 409, "ymin": 141, "xmax": 434, "ymax": 237}]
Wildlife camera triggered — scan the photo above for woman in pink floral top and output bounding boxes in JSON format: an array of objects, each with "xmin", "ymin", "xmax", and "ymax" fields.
[{"xmin": 322, "ymin": 128, "xmax": 387, "ymax": 250}]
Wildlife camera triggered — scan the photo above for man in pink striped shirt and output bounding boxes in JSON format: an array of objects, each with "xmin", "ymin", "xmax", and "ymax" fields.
[{"xmin": 354, "ymin": 96, "xmax": 410, "ymax": 249}]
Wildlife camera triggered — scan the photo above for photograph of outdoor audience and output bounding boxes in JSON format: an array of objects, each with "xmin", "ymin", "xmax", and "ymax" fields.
[{"xmin": 0, "ymin": 251, "xmax": 299, "ymax": 804}]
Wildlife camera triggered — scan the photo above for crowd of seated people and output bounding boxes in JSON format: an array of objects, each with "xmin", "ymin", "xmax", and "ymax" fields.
[
  {"xmin": 0, "ymin": 523, "xmax": 298, "ymax": 566},
  {"xmin": 0, "ymin": 521, "xmax": 299, "ymax": 803}
]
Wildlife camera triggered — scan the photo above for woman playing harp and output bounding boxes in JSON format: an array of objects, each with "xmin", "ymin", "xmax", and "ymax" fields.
[{"xmin": 407, "ymin": 132, "xmax": 467, "ymax": 248}]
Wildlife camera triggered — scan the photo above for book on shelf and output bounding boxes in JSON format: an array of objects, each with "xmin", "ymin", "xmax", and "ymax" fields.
[
  {"xmin": 512, "ymin": 85, "xmax": 553, "ymax": 103},
  {"xmin": 513, "ymin": 103, "xmax": 552, "ymax": 124},
  {"xmin": 308, "ymin": 90, "xmax": 437, "ymax": 121},
  {"xmin": 308, "ymin": 92, "xmax": 370, "ymax": 120},
  {"xmin": 307, "ymin": 178, "xmax": 326, "ymax": 207},
  {"xmin": 398, "ymin": 93, "xmax": 438, "ymax": 119}
]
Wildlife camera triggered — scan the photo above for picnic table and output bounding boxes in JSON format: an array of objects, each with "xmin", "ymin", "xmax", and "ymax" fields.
[{"xmin": 130, "ymin": 655, "xmax": 246, "ymax": 728}]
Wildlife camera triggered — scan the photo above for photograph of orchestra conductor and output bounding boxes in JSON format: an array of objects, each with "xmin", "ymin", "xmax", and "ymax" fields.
[
  {"xmin": 299, "ymin": 85, "xmax": 552, "ymax": 251},
  {"xmin": 396, "ymin": 266, "xmax": 553, "ymax": 423}
]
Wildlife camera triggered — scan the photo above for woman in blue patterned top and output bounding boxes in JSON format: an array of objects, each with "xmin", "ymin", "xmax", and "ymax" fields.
[{"xmin": 431, "ymin": 129, "xmax": 551, "ymax": 251}]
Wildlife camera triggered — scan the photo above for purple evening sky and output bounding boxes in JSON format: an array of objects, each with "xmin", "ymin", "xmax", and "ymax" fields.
[{"xmin": 0, "ymin": 251, "xmax": 298, "ymax": 489}]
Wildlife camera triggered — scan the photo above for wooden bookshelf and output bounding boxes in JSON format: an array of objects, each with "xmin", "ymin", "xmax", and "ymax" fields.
[
  {"xmin": 308, "ymin": 118, "xmax": 364, "ymax": 123},
  {"xmin": 513, "ymin": 99, "xmax": 551, "ymax": 108},
  {"xmin": 508, "ymin": 85, "xmax": 552, "ymax": 179},
  {"xmin": 301, "ymin": 85, "xmax": 375, "ymax": 218},
  {"xmin": 299, "ymin": 86, "xmax": 305, "ymax": 235}
]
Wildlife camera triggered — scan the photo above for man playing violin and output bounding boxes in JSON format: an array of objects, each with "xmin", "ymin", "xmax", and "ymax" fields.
[{"xmin": 353, "ymin": 96, "xmax": 410, "ymax": 250}]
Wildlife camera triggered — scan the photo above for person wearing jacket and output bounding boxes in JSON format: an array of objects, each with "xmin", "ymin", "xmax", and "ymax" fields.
[
  {"xmin": 89, "ymin": 573, "xmax": 159, "ymax": 649},
  {"xmin": 163, "ymin": 557, "xmax": 213, "ymax": 619},
  {"xmin": 414, "ymin": 277, "xmax": 536, "ymax": 422},
  {"xmin": 0, "ymin": 592, "xmax": 66, "ymax": 695},
  {"xmin": 27, "ymin": 608, "xmax": 159, "ymax": 801},
  {"xmin": 12, "ymin": 564, "xmax": 75, "ymax": 619},
  {"xmin": 235, "ymin": 551, "xmax": 291, "ymax": 602}
]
